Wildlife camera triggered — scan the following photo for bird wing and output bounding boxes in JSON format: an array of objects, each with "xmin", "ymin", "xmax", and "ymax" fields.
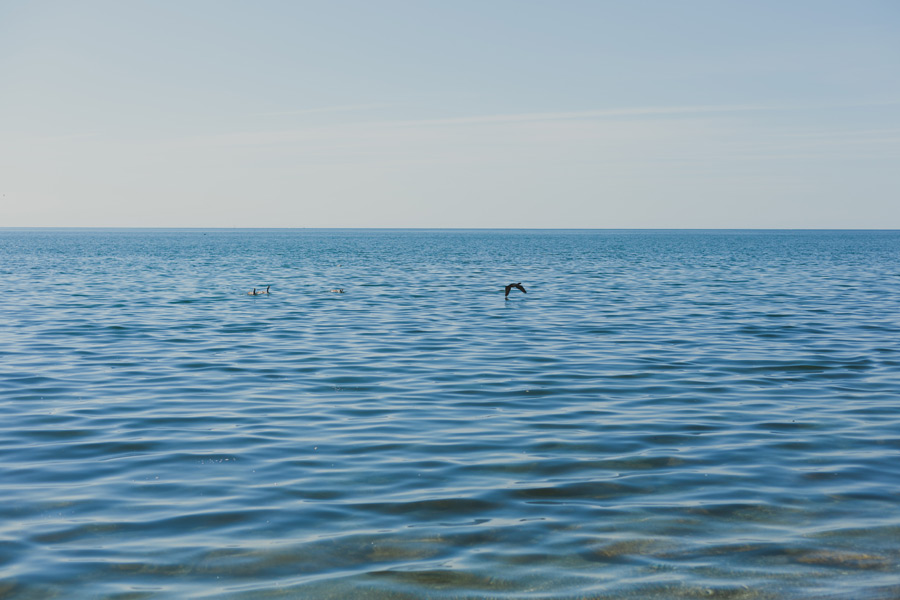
[
  {"xmin": 505, "ymin": 284, "xmax": 513, "ymax": 297},
  {"xmin": 516, "ymin": 284, "xmax": 527, "ymax": 294}
]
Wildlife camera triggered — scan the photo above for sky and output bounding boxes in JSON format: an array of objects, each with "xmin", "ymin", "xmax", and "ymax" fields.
[{"xmin": 1, "ymin": 0, "xmax": 898, "ymax": 228}]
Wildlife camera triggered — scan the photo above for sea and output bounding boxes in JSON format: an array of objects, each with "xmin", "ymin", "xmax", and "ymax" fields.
[{"xmin": 1, "ymin": 229, "xmax": 899, "ymax": 599}]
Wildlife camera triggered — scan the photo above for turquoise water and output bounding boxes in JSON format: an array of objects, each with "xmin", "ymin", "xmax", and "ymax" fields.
[{"xmin": 1, "ymin": 229, "xmax": 899, "ymax": 599}]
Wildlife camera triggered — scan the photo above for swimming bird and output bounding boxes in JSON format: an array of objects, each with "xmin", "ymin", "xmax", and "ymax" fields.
[
  {"xmin": 330, "ymin": 288, "xmax": 345, "ymax": 293},
  {"xmin": 262, "ymin": 285, "xmax": 271, "ymax": 294},
  {"xmin": 505, "ymin": 282, "xmax": 526, "ymax": 298},
  {"xmin": 248, "ymin": 288, "xmax": 260, "ymax": 296}
]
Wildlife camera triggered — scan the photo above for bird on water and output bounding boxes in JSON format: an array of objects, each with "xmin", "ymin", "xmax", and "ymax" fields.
[
  {"xmin": 248, "ymin": 285, "xmax": 270, "ymax": 295},
  {"xmin": 330, "ymin": 288, "xmax": 345, "ymax": 293},
  {"xmin": 505, "ymin": 282, "xmax": 526, "ymax": 298}
]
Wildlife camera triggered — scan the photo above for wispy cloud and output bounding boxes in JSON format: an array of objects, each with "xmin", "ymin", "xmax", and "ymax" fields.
[
  {"xmin": 251, "ymin": 98, "xmax": 900, "ymax": 126},
  {"xmin": 370, "ymin": 104, "xmax": 772, "ymax": 128},
  {"xmin": 138, "ymin": 101, "xmax": 900, "ymax": 170},
  {"xmin": 255, "ymin": 103, "xmax": 393, "ymax": 117},
  {"xmin": 182, "ymin": 104, "xmax": 768, "ymax": 148}
]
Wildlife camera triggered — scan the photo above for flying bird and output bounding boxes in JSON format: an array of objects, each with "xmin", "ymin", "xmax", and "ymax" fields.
[{"xmin": 505, "ymin": 282, "xmax": 526, "ymax": 298}]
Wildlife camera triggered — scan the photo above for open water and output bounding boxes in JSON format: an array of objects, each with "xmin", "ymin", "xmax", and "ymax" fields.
[{"xmin": 1, "ymin": 229, "xmax": 899, "ymax": 599}]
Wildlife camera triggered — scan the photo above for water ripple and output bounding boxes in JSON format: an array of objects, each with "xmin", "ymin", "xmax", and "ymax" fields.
[{"xmin": 1, "ymin": 229, "xmax": 899, "ymax": 599}]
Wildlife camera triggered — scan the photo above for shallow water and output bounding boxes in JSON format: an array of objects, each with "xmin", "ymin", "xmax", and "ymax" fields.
[{"xmin": 1, "ymin": 229, "xmax": 899, "ymax": 599}]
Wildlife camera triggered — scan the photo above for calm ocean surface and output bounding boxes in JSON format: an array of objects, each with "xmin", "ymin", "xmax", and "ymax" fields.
[{"xmin": 1, "ymin": 229, "xmax": 899, "ymax": 599}]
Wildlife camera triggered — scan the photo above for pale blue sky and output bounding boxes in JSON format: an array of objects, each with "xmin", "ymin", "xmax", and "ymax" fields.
[{"xmin": 1, "ymin": 0, "xmax": 898, "ymax": 227}]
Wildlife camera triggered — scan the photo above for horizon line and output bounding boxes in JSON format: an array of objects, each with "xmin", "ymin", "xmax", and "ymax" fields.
[{"xmin": 2, "ymin": 227, "xmax": 899, "ymax": 232}]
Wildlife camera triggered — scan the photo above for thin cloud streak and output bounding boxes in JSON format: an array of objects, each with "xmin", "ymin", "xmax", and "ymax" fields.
[
  {"xmin": 367, "ymin": 97, "xmax": 900, "ymax": 129},
  {"xmin": 373, "ymin": 104, "xmax": 773, "ymax": 128},
  {"xmin": 179, "ymin": 104, "xmax": 767, "ymax": 148},
  {"xmin": 255, "ymin": 104, "xmax": 393, "ymax": 117},
  {"xmin": 111, "ymin": 101, "xmax": 900, "ymax": 172}
]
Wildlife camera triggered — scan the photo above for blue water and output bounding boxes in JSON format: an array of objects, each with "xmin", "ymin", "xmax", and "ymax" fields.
[{"xmin": 1, "ymin": 229, "xmax": 899, "ymax": 599}]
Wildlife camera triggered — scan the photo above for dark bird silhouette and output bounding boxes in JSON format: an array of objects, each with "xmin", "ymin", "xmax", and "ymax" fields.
[{"xmin": 505, "ymin": 282, "xmax": 526, "ymax": 298}]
